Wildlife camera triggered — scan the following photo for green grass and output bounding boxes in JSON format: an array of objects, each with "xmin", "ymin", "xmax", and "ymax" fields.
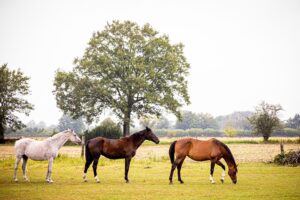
[{"xmin": 0, "ymin": 156, "xmax": 299, "ymax": 200}]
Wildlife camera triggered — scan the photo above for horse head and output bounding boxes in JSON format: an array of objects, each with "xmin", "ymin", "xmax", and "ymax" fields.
[
  {"xmin": 67, "ymin": 129, "xmax": 81, "ymax": 144},
  {"xmin": 228, "ymin": 165, "xmax": 238, "ymax": 184},
  {"xmin": 144, "ymin": 127, "xmax": 160, "ymax": 144}
]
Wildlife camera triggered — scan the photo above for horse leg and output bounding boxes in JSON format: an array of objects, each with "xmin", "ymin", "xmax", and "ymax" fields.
[
  {"xmin": 216, "ymin": 160, "xmax": 226, "ymax": 183},
  {"xmin": 22, "ymin": 155, "xmax": 29, "ymax": 181},
  {"xmin": 124, "ymin": 157, "xmax": 132, "ymax": 183},
  {"xmin": 83, "ymin": 156, "xmax": 94, "ymax": 182},
  {"xmin": 177, "ymin": 157, "xmax": 186, "ymax": 184},
  {"xmin": 13, "ymin": 156, "xmax": 22, "ymax": 182},
  {"xmin": 169, "ymin": 156, "xmax": 184, "ymax": 184},
  {"xmin": 92, "ymin": 156, "xmax": 100, "ymax": 183},
  {"xmin": 210, "ymin": 161, "xmax": 216, "ymax": 184},
  {"xmin": 46, "ymin": 157, "xmax": 54, "ymax": 183}
]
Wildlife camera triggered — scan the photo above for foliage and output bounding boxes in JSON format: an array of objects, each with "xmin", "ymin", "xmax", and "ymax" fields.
[
  {"xmin": 248, "ymin": 101, "xmax": 283, "ymax": 141},
  {"xmin": 5, "ymin": 120, "xmax": 57, "ymax": 136},
  {"xmin": 155, "ymin": 128, "xmax": 224, "ymax": 137},
  {"xmin": 154, "ymin": 128, "xmax": 300, "ymax": 138},
  {"xmin": 175, "ymin": 111, "xmax": 218, "ymax": 130},
  {"xmin": 57, "ymin": 114, "xmax": 85, "ymax": 134},
  {"xmin": 53, "ymin": 20, "xmax": 190, "ymax": 136},
  {"xmin": 85, "ymin": 118, "xmax": 122, "ymax": 141},
  {"xmin": 216, "ymin": 111, "xmax": 253, "ymax": 130},
  {"xmin": 139, "ymin": 116, "xmax": 158, "ymax": 128},
  {"xmin": 0, "ymin": 64, "xmax": 34, "ymax": 143},
  {"xmin": 274, "ymin": 150, "xmax": 300, "ymax": 166},
  {"xmin": 286, "ymin": 113, "xmax": 300, "ymax": 129},
  {"xmin": 155, "ymin": 116, "xmax": 171, "ymax": 129},
  {"xmin": 224, "ymin": 126, "xmax": 238, "ymax": 137}
]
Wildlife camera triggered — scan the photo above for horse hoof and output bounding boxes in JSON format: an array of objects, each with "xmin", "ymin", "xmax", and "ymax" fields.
[
  {"xmin": 14, "ymin": 178, "xmax": 18, "ymax": 182},
  {"xmin": 221, "ymin": 179, "xmax": 224, "ymax": 184},
  {"xmin": 210, "ymin": 181, "xmax": 215, "ymax": 184},
  {"xmin": 179, "ymin": 180, "xmax": 184, "ymax": 184},
  {"xmin": 125, "ymin": 180, "xmax": 129, "ymax": 183},
  {"xmin": 169, "ymin": 181, "xmax": 173, "ymax": 185},
  {"xmin": 47, "ymin": 179, "xmax": 54, "ymax": 183},
  {"xmin": 84, "ymin": 179, "xmax": 87, "ymax": 182}
]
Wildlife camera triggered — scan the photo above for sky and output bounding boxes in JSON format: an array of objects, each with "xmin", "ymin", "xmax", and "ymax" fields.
[{"xmin": 1, "ymin": 0, "xmax": 300, "ymax": 126}]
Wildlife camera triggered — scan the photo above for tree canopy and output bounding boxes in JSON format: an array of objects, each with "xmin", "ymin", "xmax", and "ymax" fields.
[
  {"xmin": 0, "ymin": 64, "xmax": 34, "ymax": 143},
  {"xmin": 248, "ymin": 101, "xmax": 283, "ymax": 141},
  {"xmin": 175, "ymin": 111, "xmax": 218, "ymax": 130},
  {"xmin": 53, "ymin": 20, "xmax": 190, "ymax": 136}
]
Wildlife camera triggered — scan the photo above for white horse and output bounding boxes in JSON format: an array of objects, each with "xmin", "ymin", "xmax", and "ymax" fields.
[{"xmin": 13, "ymin": 129, "xmax": 81, "ymax": 183}]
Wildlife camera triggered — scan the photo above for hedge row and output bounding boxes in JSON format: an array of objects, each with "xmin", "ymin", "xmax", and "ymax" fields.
[{"xmin": 153, "ymin": 128, "xmax": 300, "ymax": 137}]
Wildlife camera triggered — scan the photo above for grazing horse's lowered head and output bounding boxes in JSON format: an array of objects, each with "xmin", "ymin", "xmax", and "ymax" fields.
[
  {"xmin": 228, "ymin": 164, "xmax": 238, "ymax": 184},
  {"xmin": 144, "ymin": 127, "xmax": 160, "ymax": 144}
]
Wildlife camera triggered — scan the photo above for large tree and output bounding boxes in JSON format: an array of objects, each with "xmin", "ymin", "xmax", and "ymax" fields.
[
  {"xmin": 248, "ymin": 101, "xmax": 283, "ymax": 141},
  {"xmin": 53, "ymin": 21, "xmax": 190, "ymax": 136},
  {"xmin": 0, "ymin": 64, "xmax": 34, "ymax": 143}
]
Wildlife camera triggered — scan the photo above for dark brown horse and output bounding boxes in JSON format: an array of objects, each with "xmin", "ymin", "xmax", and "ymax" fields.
[
  {"xmin": 169, "ymin": 138, "xmax": 238, "ymax": 184},
  {"xmin": 83, "ymin": 127, "xmax": 159, "ymax": 183}
]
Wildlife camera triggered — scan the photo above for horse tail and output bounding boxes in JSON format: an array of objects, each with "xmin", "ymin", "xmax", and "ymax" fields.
[
  {"xmin": 85, "ymin": 140, "xmax": 92, "ymax": 161},
  {"xmin": 169, "ymin": 141, "xmax": 177, "ymax": 164}
]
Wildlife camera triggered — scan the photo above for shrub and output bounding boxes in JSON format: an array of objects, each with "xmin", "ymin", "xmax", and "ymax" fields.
[
  {"xmin": 274, "ymin": 150, "xmax": 300, "ymax": 166},
  {"xmin": 224, "ymin": 127, "xmax": 238, "ymax": 137},
  {"xmin": 85, "ymin": 118, "xmax": 122, "ymax": 142}
]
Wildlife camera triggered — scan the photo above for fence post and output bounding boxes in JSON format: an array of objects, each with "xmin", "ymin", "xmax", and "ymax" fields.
[
  {"xmin": 280, "ymin": 142, "xmax": 284, "ymax": 155},
  {"xmin": 81, "ymin": 135, "xmax": 85, "ymax": 158}
]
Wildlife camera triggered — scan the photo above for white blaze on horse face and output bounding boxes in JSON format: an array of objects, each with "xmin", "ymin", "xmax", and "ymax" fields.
[{"xmin": 210, "ymin": 175, "xmax": 215, "ymax": 184}]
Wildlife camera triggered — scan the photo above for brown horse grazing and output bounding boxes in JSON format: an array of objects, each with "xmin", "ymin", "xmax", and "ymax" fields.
[
  {"xmin": 169, "ymin": 138, "xmax": 238, "ymax": 184},
  {"xmin": 83, "ymin": 127, "xmax": 159, "ymax": 183}
]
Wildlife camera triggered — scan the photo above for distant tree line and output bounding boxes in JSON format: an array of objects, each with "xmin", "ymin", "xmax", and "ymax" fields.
[{"xmin": 5, "ymin": 114, "xmax": 86, "ymax": 137}]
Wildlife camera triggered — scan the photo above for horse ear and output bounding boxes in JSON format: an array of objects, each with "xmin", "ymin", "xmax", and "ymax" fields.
[{"xmin": 146, "ymin": 126, "xmax": 150, "ymax": 131}]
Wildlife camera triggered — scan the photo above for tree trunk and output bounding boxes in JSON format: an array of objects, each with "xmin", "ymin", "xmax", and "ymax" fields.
[
  {"xmin": 0, "ymin": 123, "xmax": 5, "ymax": 144},
  {"xmin": 123, "ymin": 121, "xmax": 130, "ymax": 137},
  {"xmin": 123, "ymin": 110, "xmax": 131, "ymax": 137},
  {"xmin": 263, "ymin": 134, "xmax": 269, "ymax": 142}
]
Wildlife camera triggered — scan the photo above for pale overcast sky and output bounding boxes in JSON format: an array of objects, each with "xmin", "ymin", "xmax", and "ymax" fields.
[{"xmin": 1, "ymin": 0, "xmax": 300, "ymax": 125}]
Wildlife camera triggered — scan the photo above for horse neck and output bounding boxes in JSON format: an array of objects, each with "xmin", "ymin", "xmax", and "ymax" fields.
[
  {"xmin": 48, "ymin": 132, "xmax": 70, "ymax": 149},
  {"xmin": 129, "ymin": 131, "xmax": 146, "ymax": 149},
  {"xmin": 222, "ymin": 147, "xmax": 236, "ymax": 170},
  {"xmin": 223, "ymin": 156, "xmax": 236, "ymax": 170}
]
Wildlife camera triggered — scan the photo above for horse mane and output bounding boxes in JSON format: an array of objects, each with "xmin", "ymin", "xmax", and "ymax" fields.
[
  {"xmin": 216, "ymin": 140, "xmax": 237, "ymax": 168},
  {"xmin": 48, "ymin": 130, "xmax": 70, "ymax": 140},
  {"xmin": 128, "ymin": 129, "xmax": 146, "ymax": 138}
]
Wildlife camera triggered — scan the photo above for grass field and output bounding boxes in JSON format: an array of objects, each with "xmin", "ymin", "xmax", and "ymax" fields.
[{"xmin": 0, "ymin": 142, "xmax": 300, "ymax": 200}]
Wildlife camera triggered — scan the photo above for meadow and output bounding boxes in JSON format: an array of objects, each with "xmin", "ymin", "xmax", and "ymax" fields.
[{"xmin": 0, "ymin": 139, "xmax": 299, "ymax": 200}]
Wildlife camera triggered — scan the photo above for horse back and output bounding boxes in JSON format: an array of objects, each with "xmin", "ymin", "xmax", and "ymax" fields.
[
  {"xmin": 175, "ymin": 138, "xmax": 222, "ymax": 161},
  {"xmin": 87, "ymin": 137, "xmax": 132, "ymax": 159}
]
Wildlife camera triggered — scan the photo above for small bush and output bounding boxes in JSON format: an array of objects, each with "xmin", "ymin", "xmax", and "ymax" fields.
[
  {"xmin": 274, "ymin": 150, "xmax": 300, "ymax": 166},
  {"xmin": 85, "ymin": 118, "xmax": 122, "ymax": 142}
]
